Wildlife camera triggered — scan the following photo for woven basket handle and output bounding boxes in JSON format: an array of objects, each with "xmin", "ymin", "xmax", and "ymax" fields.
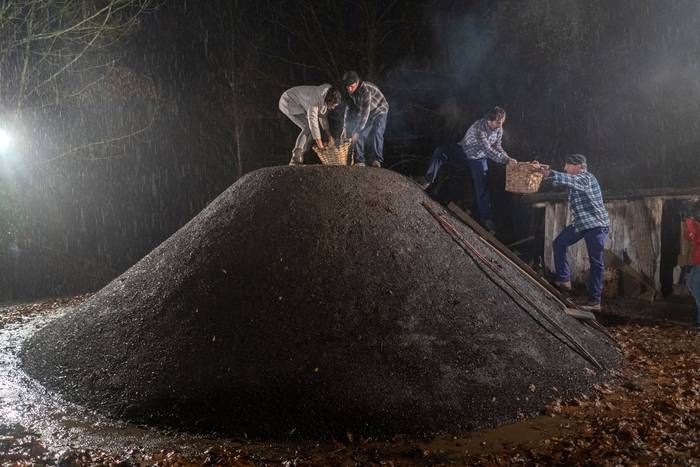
[{"xmin": 527, "ymin": 161, "xmax": 549, "ymax": 171}]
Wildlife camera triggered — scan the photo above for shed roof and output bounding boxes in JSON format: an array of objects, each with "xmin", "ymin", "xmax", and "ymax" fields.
[{"xmin": 522, "ymin": 186, "xmax": 700, "ymax": 205}]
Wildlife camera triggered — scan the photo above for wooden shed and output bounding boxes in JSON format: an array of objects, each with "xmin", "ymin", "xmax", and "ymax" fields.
[{"xmin": 524, "ymin": 188, "xmax": 700, "ymax": 300}]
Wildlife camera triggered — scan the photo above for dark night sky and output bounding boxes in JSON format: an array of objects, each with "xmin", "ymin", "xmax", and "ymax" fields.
[{"xmin": 1, "ymin": 0, "xmax": 699, "ymax": 299}]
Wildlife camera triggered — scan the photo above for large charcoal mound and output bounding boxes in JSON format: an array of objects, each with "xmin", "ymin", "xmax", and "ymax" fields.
[{"xmin": 21, "ymin": 166, "xmax": 620, "ymax": 436}]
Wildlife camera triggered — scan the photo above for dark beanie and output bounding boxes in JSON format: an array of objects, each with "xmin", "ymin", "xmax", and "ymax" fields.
[
  {"xmin": 566, "ymin": 154, "xmax": 587, "ymax": 166},
  {"xmin": 341, "ymin": 71, "xmax": 360, "ymax": 86}
]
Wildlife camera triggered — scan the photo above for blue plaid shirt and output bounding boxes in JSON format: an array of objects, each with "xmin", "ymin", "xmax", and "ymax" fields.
[
  {"xmin": 548, "ymin": 170, "xmax": 610, "ymax": 232},
  {"xmin": 458, "ymin": 118, "xmax": 512, "ymax": 164}
]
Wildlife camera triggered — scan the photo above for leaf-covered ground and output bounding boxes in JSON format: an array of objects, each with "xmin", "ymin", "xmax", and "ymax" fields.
[{"xmin": 1, "ymin": 296, "xmax": 699, "ymax": 466}]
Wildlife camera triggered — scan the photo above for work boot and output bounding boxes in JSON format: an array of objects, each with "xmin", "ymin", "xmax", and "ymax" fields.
[
  {"xmin": 554, "ymin": 280, "xmax": 572, "ymax": 292},
  {"xmin": 371, "ymin": 161, "xmax": 381, "ymax": 168},
  {"xmin": 580, "ymin": 302, "xmax": 602, "ymax": 312},
  {"xmin": 289, "ymin": 149, "xmax": 304, "ymax": 165}
]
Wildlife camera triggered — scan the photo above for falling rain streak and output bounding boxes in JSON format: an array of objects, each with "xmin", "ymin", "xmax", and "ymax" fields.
[{"xmin": 0, "ymin": 0, "xmax": 697, "ymax": 300}]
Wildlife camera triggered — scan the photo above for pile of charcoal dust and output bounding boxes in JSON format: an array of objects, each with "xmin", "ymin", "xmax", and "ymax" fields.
[{"xmin": 21, "ymin": 166, "xmax": 621, "ymax": 437}]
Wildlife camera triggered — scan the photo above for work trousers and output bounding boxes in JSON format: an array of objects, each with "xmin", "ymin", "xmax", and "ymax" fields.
[
  {"xmin": 553, "ymin": 225, "xmax": 609, "ymax": 304},
  {"xmin": 425, "ymin": 143, "xmax": 492, "ymax": 220},
  {"xmin": 354, "ymin": 112, "xmax": 387, "ymax": 164},
  {"xmin": 279, "ymin": 95, "xmax": 312, "ymax": 157}
]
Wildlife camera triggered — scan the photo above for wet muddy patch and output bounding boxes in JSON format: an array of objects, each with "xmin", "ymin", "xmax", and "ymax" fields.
[{"xmin": 0, "ymin": 297, "xmax": 196, "ymax": 459}]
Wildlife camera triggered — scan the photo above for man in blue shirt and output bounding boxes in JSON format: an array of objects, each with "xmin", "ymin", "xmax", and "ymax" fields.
[
  {"xmin": 423, "ymin": 107, "xmax": 517, "ymax": 232},
  {"xmin": 540, "ymin": 154, "xmax": 610, "ymax": 311}
]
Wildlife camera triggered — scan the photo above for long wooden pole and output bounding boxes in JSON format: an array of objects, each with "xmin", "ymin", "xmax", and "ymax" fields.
[
  {"xmin": 424, "ymin": 202, "xmax": 605, "ymax": 370},
  {"xmin": 446, "ymin": 202, "xmax": 577, "ymax": 309},
  {"xmin": 445, "ymin": 202, "xmax": 621, "ymax": 343}
]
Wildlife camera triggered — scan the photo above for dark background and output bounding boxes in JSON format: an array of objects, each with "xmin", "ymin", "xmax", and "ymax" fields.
[{"xmin": 1, "ymin": 0, "xmax": 698, "ymax": 300}]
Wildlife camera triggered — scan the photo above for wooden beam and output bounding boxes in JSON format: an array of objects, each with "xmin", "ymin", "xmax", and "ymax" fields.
[
  {"xmin": 507, "ymin": 235, "xmax": 535, "ymax": 248},
  {"xmin": 446, "ymin": 202, "xmax": 578, "ymax": 309}
]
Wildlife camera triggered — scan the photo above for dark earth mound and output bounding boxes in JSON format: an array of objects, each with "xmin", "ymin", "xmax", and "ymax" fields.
[{"xmin": 21, "ymin": 166, "xmax": 621, "ymax": 436}]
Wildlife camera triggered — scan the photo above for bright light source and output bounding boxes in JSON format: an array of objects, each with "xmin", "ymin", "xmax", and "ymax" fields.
[{"xmin": 0, "ymin": 129, "xmax": 12, "ymax": 151}]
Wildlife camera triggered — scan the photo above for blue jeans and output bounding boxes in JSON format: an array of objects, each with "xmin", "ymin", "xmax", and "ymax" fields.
[
  {"xmin": 553, "ymin": 225, "xmax": 609, "ymax": 304},
  {"xmin": 425, "ymin": 144, "xmax": 492, "ymax": 220},
  {"xmin": 687, "ymin": 265, "xmax": 700, "ymax": 325},
  {"xmin": 426, "ymin": 143, "xmax": 466, "ymax": 183},
  {"xmin": 354, "ymin": 112, "xmax": 387, "ymax": 164},
  {"xmin": 468, "ymin": 158, "xmax": 491, "ymax": 221}
]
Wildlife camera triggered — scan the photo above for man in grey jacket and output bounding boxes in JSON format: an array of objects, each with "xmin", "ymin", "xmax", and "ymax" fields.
[{"xmin": 279, "ymin": 84, "xmax": 342, "ymax": 165}]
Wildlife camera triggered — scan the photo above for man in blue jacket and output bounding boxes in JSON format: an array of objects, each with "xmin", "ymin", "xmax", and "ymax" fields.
[{"xmin": 540, "ymin": 154, "xmax": 610, "ymax": 311}]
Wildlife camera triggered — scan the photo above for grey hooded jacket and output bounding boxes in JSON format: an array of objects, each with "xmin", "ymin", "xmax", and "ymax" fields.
[{"xmin": 279, "ymin": 84, "xmax": 332, "ymax": 141}]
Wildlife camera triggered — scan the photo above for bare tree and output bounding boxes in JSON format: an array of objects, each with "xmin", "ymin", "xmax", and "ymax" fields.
[
  {"xmin": 268, "ymin": 0, "xmax": 412, "ymax": 82},
  {"xmin": 0, "ymin": 0, "xmax": 160, "ymax": 164},
  {"xmin": 0, "ymin": 0, "xmax": 160, "ymax": 290},
  {"xmin": 1, "ymin": 1, "xmax": 157, "ymax": 108}
]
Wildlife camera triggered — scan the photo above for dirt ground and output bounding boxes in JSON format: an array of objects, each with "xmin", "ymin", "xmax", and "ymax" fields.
[{"xmin": 2, "ymin": 295, "xmax": 700, "ymax": 466}]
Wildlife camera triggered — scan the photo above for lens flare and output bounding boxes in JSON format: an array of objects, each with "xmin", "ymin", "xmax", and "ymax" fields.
[{"xmin": 0, "ymin": 129, "xmax": 12, "ymax": 151}]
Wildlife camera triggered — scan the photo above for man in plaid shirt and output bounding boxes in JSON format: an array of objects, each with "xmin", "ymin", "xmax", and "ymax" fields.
[
  {"xmin": 424, "ymin": 107, "xmax": 517, "ymax": 232},
  {"xmin": 341, "ymin": 71, "xmax": 389, "ymax": 167},
  {"xmin": 541, "ymin": 154, "xmax": 610, "ymax": 310}
]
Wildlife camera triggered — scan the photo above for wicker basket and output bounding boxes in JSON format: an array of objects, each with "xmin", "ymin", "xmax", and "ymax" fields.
[
  {"xmin": 312, "ymin": 140, "xmax": 352, "ymax": 165},
  {"xmin": 505, "ymin": 162, "xmax": 548, "ymax": 193}
]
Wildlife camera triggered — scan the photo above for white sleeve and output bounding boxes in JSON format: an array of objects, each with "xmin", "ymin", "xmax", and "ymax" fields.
[{"xmin": 307, "ymin": 106, "xmax": 322, "ymax": 141}]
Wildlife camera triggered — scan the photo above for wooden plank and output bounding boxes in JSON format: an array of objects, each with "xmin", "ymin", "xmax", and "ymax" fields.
[
  {"xmin": 428, "ymin": 202, "xmax": 606, "ymax": 368},
  {"xmin": 446, "ymin": 202, "xmax": 578, "ymax": 309},
  {"xmin": 507, "ymin": 235, "xmax": 535, "ymax": 248},
  {"xmin": 543, "ymin": 203, "xmax": 569, "ymax": 276}
]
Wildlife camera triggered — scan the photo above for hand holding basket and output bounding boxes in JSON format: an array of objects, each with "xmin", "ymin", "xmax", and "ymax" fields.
[
  {"xmin": 312, "ymin": 139, "xmax": 352, "ymax": 165},
  {"xmin": 505, "ymin": 161, "xmax": 550, "ymax": 193}
]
